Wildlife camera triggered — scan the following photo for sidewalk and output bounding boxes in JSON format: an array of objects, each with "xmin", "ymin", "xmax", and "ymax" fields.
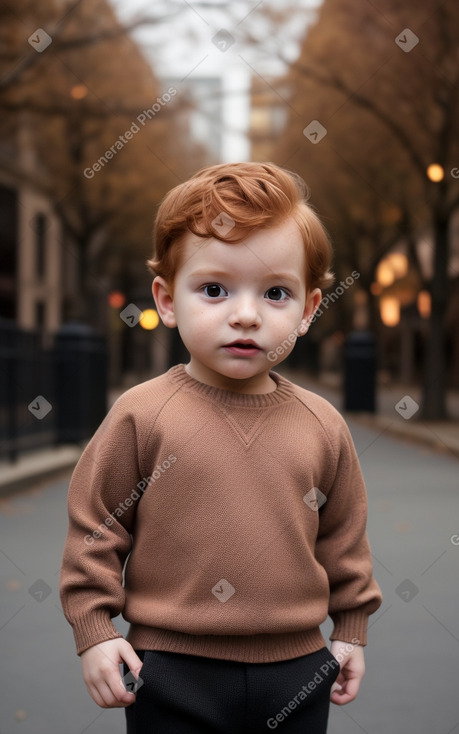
[
  {"xmin": 279, "ymin": 367, "xmax": 459, "ymax": 460},
  {"xmin": 0, "ymin": 444, "xmax": 84, "ymax": 496},
  {"xmin": 1, "ymin": 371, "xmax": 458, "ymax": 495}
]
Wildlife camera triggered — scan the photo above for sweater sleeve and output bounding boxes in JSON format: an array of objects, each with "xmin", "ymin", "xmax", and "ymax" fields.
[
  {"xmin": 315, "ymin": 414, "xmax": 382, "ymax": 646},
  {"xmin": 59, "ymin": 396, "xmax": 145, "ymax": 654}
]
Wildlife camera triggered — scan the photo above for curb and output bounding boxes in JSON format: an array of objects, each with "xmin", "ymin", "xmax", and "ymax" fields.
[
  {"xmin": 349, "ymin": 412, "xmax": 459, "ymax": 459},
  {"xmin": 278, "ymin": 368, "xmax": 459, "ymax": 460},
  {"xmin": 0, "ymin": 445, "xmax": 84, "ymax": 497}
]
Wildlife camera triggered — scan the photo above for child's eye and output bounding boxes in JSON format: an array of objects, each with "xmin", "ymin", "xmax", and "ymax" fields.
[
  {"xmin": 202, "ymin": 284, "xmax": 227, "ymax": 298},
  {"xmin": 265, "ymin": 287, "xmax": 289, "ymax": 301}
]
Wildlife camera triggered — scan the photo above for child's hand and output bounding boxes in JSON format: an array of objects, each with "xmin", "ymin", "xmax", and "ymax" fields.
[
  {"xmin": 329, "ymin": 640, "xmax": 365, "ymax": 705},
  {"xmin": 80, "ymin": 638, "xmax": 143, "ymax": 708}
]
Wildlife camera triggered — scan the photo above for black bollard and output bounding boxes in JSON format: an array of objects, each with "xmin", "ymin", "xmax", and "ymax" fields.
[
  {"xmin": 344, "ymin": 331, "xmax": 377, "ymax": 413},
  {"xmin": 54, "ymin": 322, "xmax": 108, "ymax": 443}
]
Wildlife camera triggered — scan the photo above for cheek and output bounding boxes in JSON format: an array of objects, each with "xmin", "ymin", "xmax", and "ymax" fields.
[
  {"xmin": 267, "ymin": 307, "xmax": 303, "ymax": 343},
  {"xmin": 270, "ymin": 302, "xmax": 303, "ymax": 327},
  {"xmin": 178, "ymin": 299, "xmax": 219, "ymax": 331}
]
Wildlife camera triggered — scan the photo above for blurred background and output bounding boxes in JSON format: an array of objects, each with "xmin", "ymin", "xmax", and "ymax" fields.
[
  {"xmin": 1, "ymin": 0, "xmax": 459, "ymax": 458},
  {"xmin": 1, "ymin": 3, "xmax": 459, "ymax": 732}
]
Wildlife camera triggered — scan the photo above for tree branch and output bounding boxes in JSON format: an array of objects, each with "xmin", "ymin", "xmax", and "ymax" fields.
[{"xmin": 284, "ymin": 54, "xmax": 429, "ymax": 178}]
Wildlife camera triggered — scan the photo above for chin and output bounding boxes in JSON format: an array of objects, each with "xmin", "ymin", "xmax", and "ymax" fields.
[{"xmin": 222, "ymin": 366, "xmax": 261, "ymax": 381}]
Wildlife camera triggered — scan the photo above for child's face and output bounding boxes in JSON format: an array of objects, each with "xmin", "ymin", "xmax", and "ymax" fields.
[{"xmin": 153, "ymin": 216, "xmax": 321, "ymax": 393}]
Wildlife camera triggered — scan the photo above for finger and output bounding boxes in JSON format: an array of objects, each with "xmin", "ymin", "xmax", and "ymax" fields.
[
  {"xmin": 330, "ymin": 689, "xmax": 350, "ymax": 706},
  {"xmin": 105, "ymin": 669, "xmax": 138, "ymax": 706},
  {"xmin": 96, "ymin": 657, "xmax": 138, "ymax": 706},
  {"xmin": 330, "ymin": 676, "xmax": 360, "ymax": 706},
  {"xmin": 343, "ymin": 676, "xmax": 361, "ymax": 700},
  {"xmin": 87, "ymin": 679, "xmax": 122, "ymax": 709},
  {"xmin": 90, "ymin": 662, "xmax": 137, "ymax": 707},
  {"xmin": 99, "ymin": 679, "xmax": 131, "ymax": 708},
  {"xmin": 86, "ymin": 682, "xmax": 107, "ymax": 709},
  {"xmin": 119, "ymin": 642, "xmax": 144, "ymax": 676}
]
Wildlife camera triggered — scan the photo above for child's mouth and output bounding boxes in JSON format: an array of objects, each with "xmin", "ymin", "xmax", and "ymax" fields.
[{"xmin": 224, "ymin": 341, "xmax": 261, "ymax": 356}]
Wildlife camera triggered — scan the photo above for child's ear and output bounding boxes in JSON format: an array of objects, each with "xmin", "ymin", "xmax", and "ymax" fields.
[
  {"xmin": 152, "ymin": 277, "xmax": 177, "ymax": 328},
  {"xmin": 298, "ymin": 288, "xmax": 322, "ymax": 335}
]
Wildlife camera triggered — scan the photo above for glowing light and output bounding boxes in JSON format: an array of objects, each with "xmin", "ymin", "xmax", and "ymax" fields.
[
  {"xmin": 139, "ymin": 309, "xmax": 160, "ymax": 330},
  {"xmin": 417, "ymin": 290, "xmax": 431, "ymax": 318},
  {"xmin": 426, "ymin": 164, "xmax": 444, "ymax": 182},
  {"xmin": 387, "ymin": 253, "xmax": 408, "ymax": 278},
  {"xmin": 108, "ymin": 291, "xmax": 126, "ymax": 308},
  {"xmin": 376, "ymin": 261, "xmax": 395, "ymax": 287},
  {"xmin": 71, "ymin": 84, "xmax": 89, "ymax": 100},
  {"xmin": 380, "ymin": 297, "xmax": 400, "ymax": 327}
]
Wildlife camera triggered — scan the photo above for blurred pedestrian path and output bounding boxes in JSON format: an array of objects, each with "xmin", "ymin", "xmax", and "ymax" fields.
[{"xmin": 279, "ymin": 367, "xmax": 459, "ymax": 461}]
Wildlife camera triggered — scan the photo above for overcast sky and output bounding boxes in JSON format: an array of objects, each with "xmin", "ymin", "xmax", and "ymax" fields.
[
  {"xmin": 109, "ymin": 1, "xmax": 321, "ymax": 160},
  {"xmin": 110, "ymin": 0, "xmax": 320, "ymax": 77}
]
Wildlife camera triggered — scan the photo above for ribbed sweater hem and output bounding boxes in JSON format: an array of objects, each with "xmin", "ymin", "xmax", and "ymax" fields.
[
  {"xmin": 72, "ymin": 610, "xmax": 123, "ymax": 655},
  {"xmin": 125, "ymin": 625, "xmax": 327, "ymax": 663},
  {"xmin": 330, "ymin": 610, "xmax": 369, "ymax": 646}
]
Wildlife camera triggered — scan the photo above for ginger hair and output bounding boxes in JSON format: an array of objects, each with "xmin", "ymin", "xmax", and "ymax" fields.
[{"xmin": 147, "ymin": 161, "xmax": 334, "ymax": 292}]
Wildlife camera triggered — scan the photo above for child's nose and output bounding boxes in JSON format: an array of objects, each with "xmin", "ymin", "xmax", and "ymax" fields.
[{"xmin": 229, "ymin": 296, "xmax": 262, "ymax": 328}]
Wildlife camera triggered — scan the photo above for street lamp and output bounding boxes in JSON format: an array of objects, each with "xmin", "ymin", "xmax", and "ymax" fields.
[
  {"xmin": 386, "ymin": 253, "xmax": 408, "ymax": 278},
  {"xmin": 376, "ymin": 260, "xmax": 395, "ymax": 286},
  {"xmin": 375, "ymin": 252, "xmax": 410, "ymax": 326},
  {"xmin": 380, "ymin": 296, "xmax": 400, "ymax": 327},
  {"xmin": 108, "ymin": 291, "xmax": 126, "ymax": 309},
  {"xmin": 139, "ymin": 309, "xmax": 160, "ymax": 330},
  {"xmin": 426, "ymin": 163, "xmax": 444, "ymax": 182}
]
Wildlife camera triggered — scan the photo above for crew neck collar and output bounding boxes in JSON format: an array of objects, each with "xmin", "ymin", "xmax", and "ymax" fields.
[{"xmin": 168, "ymin": 363, "xmax": 295, "ymax": 408}]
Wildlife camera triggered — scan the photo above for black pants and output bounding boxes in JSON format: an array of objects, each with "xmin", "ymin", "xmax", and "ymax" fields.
[{"xmin": 124, "ymin": 646, "xmax": 339, "ymax": 734}]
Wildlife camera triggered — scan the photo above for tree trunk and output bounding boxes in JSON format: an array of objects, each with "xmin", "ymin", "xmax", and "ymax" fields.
[
  {"xmin": 74, "ymin": 237, "xmax": 96, "ymax": 325},
  {"xmin": 421, "ymin": 210, "xmax": 449, "ymax": 419}
]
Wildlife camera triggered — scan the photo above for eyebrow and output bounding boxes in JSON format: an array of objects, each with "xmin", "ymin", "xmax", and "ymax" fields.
[
  {"xmin": 188, "ymin": 269, "xmax": 302, "ymax": 286},
  {"xmin": 269, "ymin": 272, "xmax": 303, "ymax": 285},
  {"xmin": 188, "ymin": 269, "xmax": 231, "ymax": 280}
]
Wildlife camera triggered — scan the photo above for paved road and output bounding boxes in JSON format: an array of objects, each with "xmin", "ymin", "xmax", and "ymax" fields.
[{"xmin": 0, "ymin": 419, "xmax": 458, "ymax": 734}]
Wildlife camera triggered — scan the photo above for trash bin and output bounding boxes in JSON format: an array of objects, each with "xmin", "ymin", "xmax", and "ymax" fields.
[
  {"xmin": 344, "ymin": 331, "xmax": 376, "ymax": 412},
  {"xmin": 54, "ymin": 322, "xmax": 108, "ymax": 443}
]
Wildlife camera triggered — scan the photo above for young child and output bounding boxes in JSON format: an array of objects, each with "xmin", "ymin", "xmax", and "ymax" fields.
[{"xmin": 60, "ymin": 161, "xmax": 382, "ymax": 734}]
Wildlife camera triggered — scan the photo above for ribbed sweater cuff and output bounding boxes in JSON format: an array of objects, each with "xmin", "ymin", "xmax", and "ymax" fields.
[
  {"xmin": 72, "ymin": 611, "xmax": 123, "ymax": 655},
  {"xmin": 329, "ymin": 611, "xmax": 369, "ymax": 646}
]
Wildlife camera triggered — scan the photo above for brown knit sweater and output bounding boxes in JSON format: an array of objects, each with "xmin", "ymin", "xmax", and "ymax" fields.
[{"xmin": 59, "ymin": 364, "xmax": 382, "ymax": 662}]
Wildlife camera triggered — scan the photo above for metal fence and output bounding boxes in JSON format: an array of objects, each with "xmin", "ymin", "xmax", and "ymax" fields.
[{"xmin": 0, "ymin": 318, "xmax": 107, "ymax": 462}]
